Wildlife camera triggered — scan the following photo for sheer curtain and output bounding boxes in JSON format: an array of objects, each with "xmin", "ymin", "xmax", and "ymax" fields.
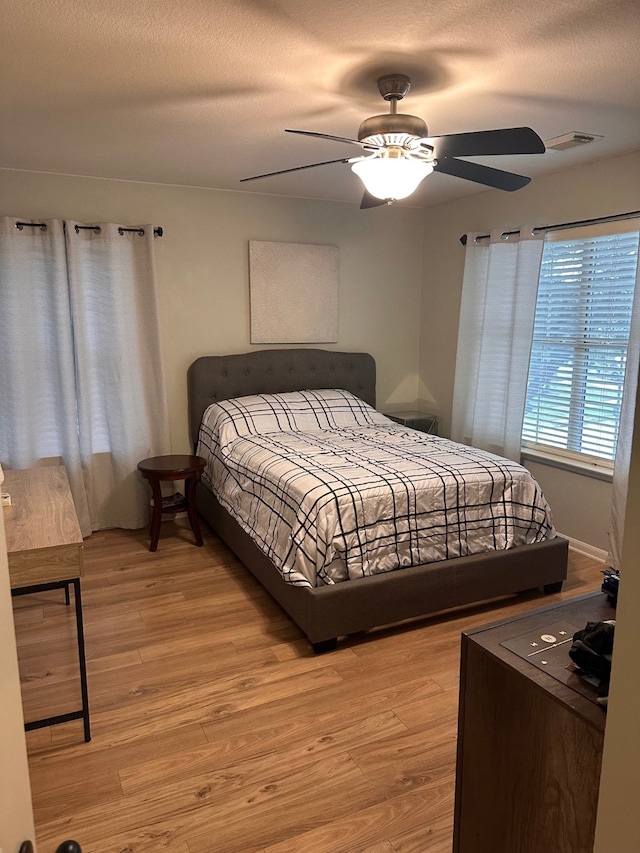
[
  {"xmin": 0, "ymin": 217, "xmax": 170, "ymax": 535},
  {"xmin": 0, "ymin": 217, "xmax": 91, "ymax": 533},
  {"xmin": 609, "ymin": 252, "xmax": 640, "ymax": 569},
  {"xmin": 451, "ymin": 228, "xmax": 544, "ymax": 461}
]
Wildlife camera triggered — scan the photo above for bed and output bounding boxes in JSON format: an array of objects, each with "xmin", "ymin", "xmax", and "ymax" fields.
[{"xmin": 188, "ymin": 348, "xmax": 568, "ymax": 652}]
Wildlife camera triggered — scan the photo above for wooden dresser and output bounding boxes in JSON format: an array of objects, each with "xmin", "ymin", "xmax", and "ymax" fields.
[{"xmin": 453, "ymin": 592, "xmax": 612, "ymax": 853}]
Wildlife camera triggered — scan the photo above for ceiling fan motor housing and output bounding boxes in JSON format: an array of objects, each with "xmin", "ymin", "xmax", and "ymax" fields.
[
  {"xmin": 377, "ymin": 73, "xmax": 412, "ymax": 100},
  {"xmin": 358, "ymin": 113, "xmax": 428, "ymax": 148}
]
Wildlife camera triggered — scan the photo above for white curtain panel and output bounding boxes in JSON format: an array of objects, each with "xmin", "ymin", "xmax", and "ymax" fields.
[
  {"xmin": 451, "ymin": 228, "xmax": 544, "ymax": 461},
  {"xmin": 0, "ymin": 217, "xmax": 170, "ymax": 535},
  {"xmin": 0, "ymin": 217, "xmax": 91, "ymax": 534},
  {"xmin": 609, "ymin": 249, "xmax": 640, "ymax": 569},
  {"xmin": 65, "ymin": 222, "xmax": 170, "ymax": 531}
]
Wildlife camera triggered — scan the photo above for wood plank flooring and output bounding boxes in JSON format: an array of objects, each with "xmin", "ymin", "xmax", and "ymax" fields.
[{"xmin": 14, "ymin": 519, "xmax": 603, "ymax": 853}]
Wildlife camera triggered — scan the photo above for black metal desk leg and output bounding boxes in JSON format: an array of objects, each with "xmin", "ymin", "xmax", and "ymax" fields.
[
  {"xmin": 72, "ymin": 579, "xmax": 91, "ymax": 742},
  {"xmin": 14, "ymin": 579, "xmax": 91, "ymax": 741}
]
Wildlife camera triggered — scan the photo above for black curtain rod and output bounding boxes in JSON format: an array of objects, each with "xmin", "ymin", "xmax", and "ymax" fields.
[
  {"xmin": 459, "ymin": 209, "xmax": 640, "ymax": 245},
  {"xmin": 15, "ymin": 221, "xmax": 163, "ymax": 237}
]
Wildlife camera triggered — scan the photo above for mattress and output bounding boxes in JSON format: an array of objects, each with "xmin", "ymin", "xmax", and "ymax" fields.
[{"xmin": 196, "ymin": 389, "xmax": 556, "ymax": 588}]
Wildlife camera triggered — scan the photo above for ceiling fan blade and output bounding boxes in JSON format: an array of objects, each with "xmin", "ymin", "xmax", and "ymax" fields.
[
  {"xmin": 285, "ymin": 129, "xmax": 376, "ymax": 149},
  {"xmin": 360, "ymin": 191, "xmax": 387, "ymax": 209},
  {"xmin": 240, "ymin": 158, "xmax": 350, "ymax": 182},
  {"xmin": 426, "ymin": 127, "xmax": 545, "ymax": 158},
  {"xmin": 434, "ymin": 157, "xmax": 531, "ymax": 191}
]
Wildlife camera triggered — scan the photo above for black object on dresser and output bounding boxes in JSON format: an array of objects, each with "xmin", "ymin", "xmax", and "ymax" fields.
[{"xmin": 453, "ymin": 591, "xmax": 611, "ymax": 853}]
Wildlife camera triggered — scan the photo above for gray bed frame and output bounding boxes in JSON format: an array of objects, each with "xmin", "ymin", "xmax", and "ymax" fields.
[{"xmin": 188, "ymin": 349, "xmax": 568, "ymax": 652}]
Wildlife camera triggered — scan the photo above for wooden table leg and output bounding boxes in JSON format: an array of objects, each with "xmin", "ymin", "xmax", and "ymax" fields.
[
  {"xmin": 185, "ymin": 475, "xmax": 203, "ymax": 546},
  {"xmin": 148, "ymin": 477, "xmax": 163, "ymax": 552}
]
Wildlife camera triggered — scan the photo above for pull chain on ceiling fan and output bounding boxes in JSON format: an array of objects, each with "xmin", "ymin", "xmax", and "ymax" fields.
[{"xmin": 241, "ymin": 74, "xmax": 546, "ymax": 209}]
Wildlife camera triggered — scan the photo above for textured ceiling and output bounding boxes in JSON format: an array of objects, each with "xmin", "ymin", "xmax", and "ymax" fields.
[{"xmin": 2, "ymin": 0, "xmax": 639, "ymax": 208}]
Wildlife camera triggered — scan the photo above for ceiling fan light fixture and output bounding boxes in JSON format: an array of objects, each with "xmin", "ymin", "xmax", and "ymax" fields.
[
  {"xmin": 241, "ymin": 73, "xmax": 544, "ymax": 203},
  {"xmin": 351, "ymin": 155, "xmax": 433, "ymax": 201}
]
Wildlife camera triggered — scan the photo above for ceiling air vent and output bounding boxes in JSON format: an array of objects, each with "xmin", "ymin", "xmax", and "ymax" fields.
[{"xmin": 545, "ymin": 132, "xmax": 602, "ymax": 151}]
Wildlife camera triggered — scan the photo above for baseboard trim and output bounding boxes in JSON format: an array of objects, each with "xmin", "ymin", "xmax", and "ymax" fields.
[{"xmin": 561, "ymin": 534, "xmax": 608, "ymax": 564}]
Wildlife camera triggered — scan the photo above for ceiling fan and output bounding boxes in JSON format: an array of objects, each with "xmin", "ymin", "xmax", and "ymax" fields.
[{"xmin": 241, "ymin": 74, "xmax": 546, "ymax": 209}]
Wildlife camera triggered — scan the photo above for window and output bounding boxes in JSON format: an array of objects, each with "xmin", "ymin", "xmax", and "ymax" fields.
[{"xmin": 523, "ymin": 223, "xmax": 640, "ymax": 468}]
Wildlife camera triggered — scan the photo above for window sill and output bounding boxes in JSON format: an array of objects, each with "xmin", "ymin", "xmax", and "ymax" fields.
[{"xmin": 521, "ymin": 449, "xmax": 613, "ymax": 483}]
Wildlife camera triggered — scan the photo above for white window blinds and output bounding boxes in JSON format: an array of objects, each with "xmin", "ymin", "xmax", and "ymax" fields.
[{"xmin": 523, "ymin": 223, "xmax": 640, "ymax": 463}]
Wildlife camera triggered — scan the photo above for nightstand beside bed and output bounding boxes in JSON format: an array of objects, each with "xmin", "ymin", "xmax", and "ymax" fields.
[{"xmin": 386, "ymin": 409, "xmax": 439, "ymax": 434}]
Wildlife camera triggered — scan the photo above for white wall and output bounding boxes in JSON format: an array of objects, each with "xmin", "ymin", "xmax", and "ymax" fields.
[
  {"xmin": 0, "ymin": 505, "xmax": 37, "ymax": 853},
  {"xmin": 594, "ymin": 360, "xmax": 640, "ymax": 852},
  {"xmin": 0, "ymin": 169, "xmax": 426, "ymax": 451},
  {"xmin": 524, "ymin": 460, "xmax": 612, "ymax": 553},
  {"xmin": 418, "ymin": 149, "xmax": 640, "ymax": 550}
]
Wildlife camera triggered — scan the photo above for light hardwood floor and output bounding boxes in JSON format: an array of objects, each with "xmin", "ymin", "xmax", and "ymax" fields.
[{"xmin": 14, "ymin": 519, "xmax": 603, "ymax": 853}]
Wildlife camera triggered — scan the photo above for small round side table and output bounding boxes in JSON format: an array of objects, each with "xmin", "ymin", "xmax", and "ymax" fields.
[{"xmin": 137, "ymin": 454, "xmax": 206, "ymax": 552}]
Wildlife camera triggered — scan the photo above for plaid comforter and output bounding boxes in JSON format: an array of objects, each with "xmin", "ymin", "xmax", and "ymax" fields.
[{"xmin": 197, "ymin": 391, "xmax": 556, "ymax": 588}]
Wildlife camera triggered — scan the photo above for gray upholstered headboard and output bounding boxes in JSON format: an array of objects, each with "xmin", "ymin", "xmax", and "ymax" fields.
[{"xmin": 187, "ymin": 349, "xmax": 377, "ymax": 448}]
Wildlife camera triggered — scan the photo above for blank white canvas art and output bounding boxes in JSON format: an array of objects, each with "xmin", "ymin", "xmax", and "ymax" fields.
[{"xmin": 249, "ymin": 241, "xmax": 339, "ymax": 343}]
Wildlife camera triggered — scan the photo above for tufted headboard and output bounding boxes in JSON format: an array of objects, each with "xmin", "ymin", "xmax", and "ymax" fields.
[{"xmin": 187, "ymin": 349, "xmax": 377, "ymax": 448}]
